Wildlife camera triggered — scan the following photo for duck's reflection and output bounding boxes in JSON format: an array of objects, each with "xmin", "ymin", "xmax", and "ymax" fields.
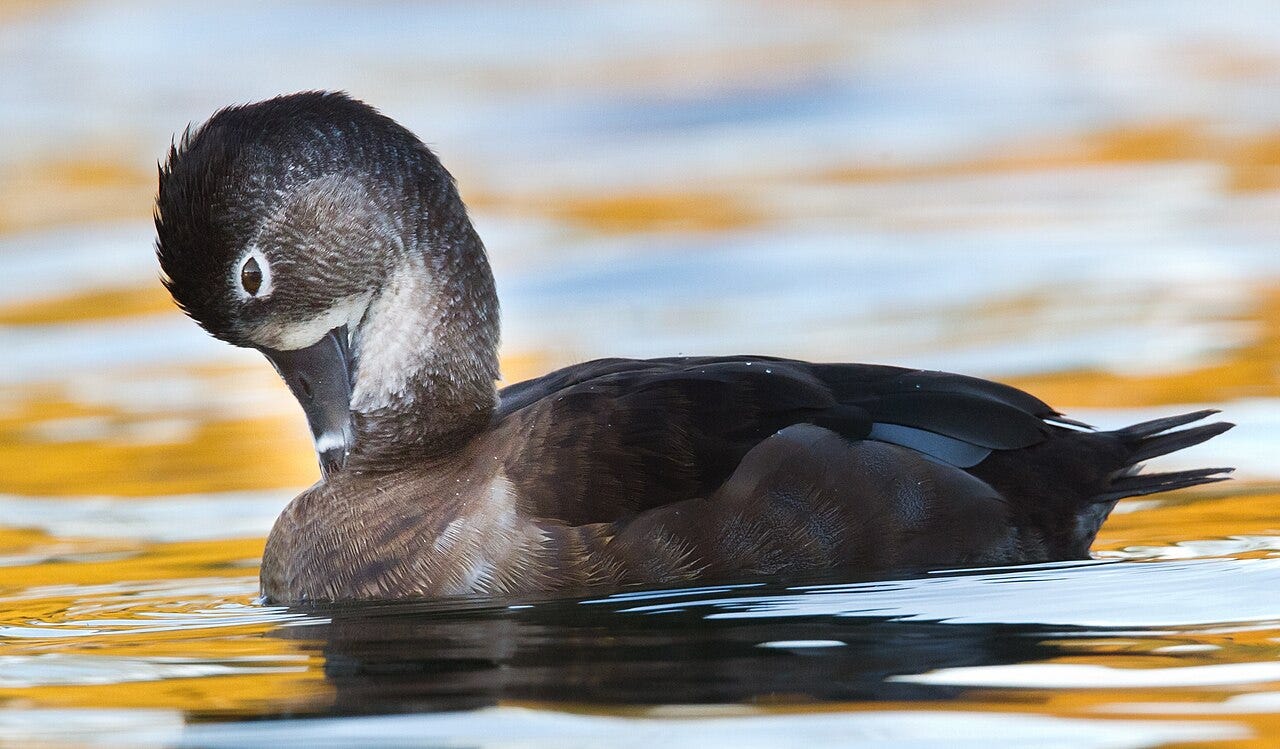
[{"xmin": 274, "ymin": 586, "xmax": 1066, "ymax": 715}]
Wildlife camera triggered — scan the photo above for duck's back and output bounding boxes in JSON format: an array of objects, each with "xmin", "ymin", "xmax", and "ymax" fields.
[{"xmin": 492, "ymin": 356, "xmax": 1231, "ymax": 565}]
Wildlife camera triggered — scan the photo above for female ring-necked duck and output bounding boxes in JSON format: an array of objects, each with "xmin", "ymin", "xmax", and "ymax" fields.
[{"xmin": 156, "ymin": 92, "xmax": 1233, "ymax": 604}]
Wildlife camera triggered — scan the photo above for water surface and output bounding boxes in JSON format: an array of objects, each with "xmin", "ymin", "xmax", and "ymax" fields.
[{"xmin": 1, "ymin": 2, "xmax": 1278, "ymax": 747}]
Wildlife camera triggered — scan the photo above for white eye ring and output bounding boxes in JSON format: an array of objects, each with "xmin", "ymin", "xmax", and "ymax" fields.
[{"xmin": 234, "ymin": 247, "xmax": 273, "ymax": 300}]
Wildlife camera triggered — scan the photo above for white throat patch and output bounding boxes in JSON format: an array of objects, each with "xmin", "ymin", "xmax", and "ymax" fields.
[{"xmin": 351, "ymin": 260, "xmax": 439, "ymax": 412}]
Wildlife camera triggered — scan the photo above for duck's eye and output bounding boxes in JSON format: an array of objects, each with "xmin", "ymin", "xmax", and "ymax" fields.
[{"xmin": 240, "ymin": 257, "xmax": 263, "ymax": 296}]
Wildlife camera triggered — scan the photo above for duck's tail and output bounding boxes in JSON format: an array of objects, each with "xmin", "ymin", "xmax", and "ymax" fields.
[{"xmin": 1091, "ymin": 409, "xmax": 1235, "ymax": 504}]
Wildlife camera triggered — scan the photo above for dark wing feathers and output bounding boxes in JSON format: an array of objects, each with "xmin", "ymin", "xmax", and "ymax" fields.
[
  {"xmin": 855, "ymin": 391, "xmax": 1050, "ymax": 449},
  {"xmin": 496, "ymin": 356, "xmax": 1057, "ymax": 525},
  {"xmin": 807, "ymin": 364, "xmax": 1060, "ymax": 449},
  {"xmin": 496, "ymin": 358, "xmax": 651, "ymax": 412},
  {"xmin": 887, "ymin": 369, "xmax": 1058, "ymax": 418}
]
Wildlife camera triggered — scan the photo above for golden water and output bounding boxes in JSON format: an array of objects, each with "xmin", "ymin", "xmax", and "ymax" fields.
[{"xmin": 0, "ymin": 2, "xmax": 1278, "ymax": 746}]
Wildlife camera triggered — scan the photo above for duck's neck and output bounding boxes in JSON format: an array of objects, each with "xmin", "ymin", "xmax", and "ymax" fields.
[{"xmin": 347, "ymin": 218, "xmax": 500, "ymax": 467}]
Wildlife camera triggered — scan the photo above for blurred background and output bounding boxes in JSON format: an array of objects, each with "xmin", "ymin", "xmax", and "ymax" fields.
[{"xmin": 1, "ymin": 1, "xmax": 1279, "ymax": 747}]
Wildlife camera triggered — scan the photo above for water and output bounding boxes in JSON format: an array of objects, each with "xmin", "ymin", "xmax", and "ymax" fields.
[{"xmin": 1, "ymin": 1, "xmax": 1279, "ymax": 747}]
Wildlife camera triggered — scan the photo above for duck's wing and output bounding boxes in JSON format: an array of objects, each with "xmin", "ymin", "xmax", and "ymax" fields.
[
  {"xmin": 495, "ymin": 356, "xmax": 1064, "ymax": 525},
  {"xmin": 598, "ymin": 424, "xmax": 1023, "ymax": 584}
]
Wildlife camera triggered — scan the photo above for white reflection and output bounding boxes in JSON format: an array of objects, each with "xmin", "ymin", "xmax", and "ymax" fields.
[
  {"xmin": 162, "ymin": 706, "xmax": 1245, "ymax": 749},
  {"xmin": 757, "ymin": 640, "xmax": 846, "ymax": 649},
  {"xmin": 1101, "ymin": 691, "xmax": 1280, "ymax": 714},
  {"xmin": 894, "ymin": 660, "xmax": 1280, "ymax": 689},
  {"xmin": 0, "ymin": 653, "xmax": 307, "ymax": 688},
  {"xmin": 616, "ymin": 558, "xmax": 1280, "ymax": 628},
  {"xmin": 0, "ymin": 491, "xmax": 292, "ymax": 543},
  {"xmin": 0, "ymin": 705, "xmax": 1238, "ymax": 749}
]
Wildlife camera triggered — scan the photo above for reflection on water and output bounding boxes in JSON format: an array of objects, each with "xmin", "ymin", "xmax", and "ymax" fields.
[
  {"xmin": 287, "ymin": 559, "xmax": 1280, "ymax": 710},
  {"xmin": 6, "ymin": 560, "xmax": 1280, "ymax": 747},
  {"xmin": 2, "ymin": 1, "xmax": 1280, "ymax": 747}
]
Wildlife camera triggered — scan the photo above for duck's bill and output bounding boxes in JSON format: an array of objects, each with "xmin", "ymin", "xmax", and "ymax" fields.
[{"xmin": 259, "ymin": 326, "xmax": 354, "ymax": 478}]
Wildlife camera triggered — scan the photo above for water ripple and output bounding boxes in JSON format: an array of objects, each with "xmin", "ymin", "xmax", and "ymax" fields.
[{"xmin": 601, "ymin": 558, "xmax": 1280, "ymax": 628}]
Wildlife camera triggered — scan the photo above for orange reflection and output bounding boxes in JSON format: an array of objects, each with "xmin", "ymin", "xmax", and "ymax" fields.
[
  {"xmin": 824, "ymin": 122, "xmax": 1280, "ymax": 196},
  {"xmin": 0, "ymin": 389, "xmax": 316, "ymax": 496},
  {"xmin": 1096, "ymin": 489, "xmax": 1280, "ymax": 556},
  {"xmin": 1007, "ymin": 286, "xmax": 1280, "ymax": 407},
  {"xmin": 0, "ymin": 159, "xmax": 153, "ymax": 234},
  {"xmin": 0, "ymin": 285, "xmax": 175, "ymax": 326}
]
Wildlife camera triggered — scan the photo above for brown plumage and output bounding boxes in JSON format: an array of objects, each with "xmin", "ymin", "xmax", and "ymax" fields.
[{"xmin": 156, "ymin": 93, "xmax": 1234, "ymax": 604}]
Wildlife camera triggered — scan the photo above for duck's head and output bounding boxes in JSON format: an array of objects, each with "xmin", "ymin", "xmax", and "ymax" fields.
[{"xmin": 156, "ymin": 92, "xmax": 500, "ymax": 476}]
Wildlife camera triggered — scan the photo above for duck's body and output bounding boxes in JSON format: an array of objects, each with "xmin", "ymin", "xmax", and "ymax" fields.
[
  {"xmin": 261, "ymin": 353, "xmax": 1227, "ymax": 602},
  {"xmin": 156, "ymin": 93, "xmax": 1232, "ymax": 604}
]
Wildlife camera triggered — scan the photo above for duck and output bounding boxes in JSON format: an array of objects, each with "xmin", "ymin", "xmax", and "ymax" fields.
[{"xmin": 155, "ymin": 92, "xmax": 1234, "ymax": 604}]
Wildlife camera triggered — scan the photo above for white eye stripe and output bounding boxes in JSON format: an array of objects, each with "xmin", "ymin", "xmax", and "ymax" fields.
[{"xmin": 233, "ymin": 247, "xmax": 274, "ymax": 299}]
